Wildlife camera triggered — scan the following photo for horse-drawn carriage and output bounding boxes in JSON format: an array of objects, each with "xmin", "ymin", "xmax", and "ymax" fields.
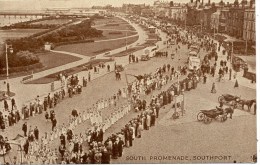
[
  {"xmin": 218, "ymin": 94, "xmax": 240, "ymax": 108},
  {"xmin": 197, "ymin": 107, "xmax": 234, "ymax": 124},
  {"xmin": 218, "ymin": 94, "xmax": 256, "ymax": 113}
]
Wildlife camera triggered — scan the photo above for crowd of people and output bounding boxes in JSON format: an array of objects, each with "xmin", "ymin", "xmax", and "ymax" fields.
[
  {"xmin": 4, "ymin": 55, "xmax": 199, "ymax": 164},
  {"xmin": 17, "ymin": 91, "xmax": 131, "ymax": 164},
  {"xmin": 1, "ymin": 15, "xmax": 255, "ymax": 165}
]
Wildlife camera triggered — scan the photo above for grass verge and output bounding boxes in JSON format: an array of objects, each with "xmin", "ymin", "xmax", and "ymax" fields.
[{"xmin": 26, "ymin": 58, "xmax": 113, "ymax": 84}]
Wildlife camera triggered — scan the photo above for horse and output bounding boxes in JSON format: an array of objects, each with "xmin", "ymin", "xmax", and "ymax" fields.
[{"xmin": 238, "ymin": 99, "xmax": 256, "ymax": 111}]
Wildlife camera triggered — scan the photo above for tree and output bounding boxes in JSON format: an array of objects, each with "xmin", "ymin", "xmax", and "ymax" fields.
[{"xmin": 15, "ymin": 51, "xmax": 39, "ymax": 66}]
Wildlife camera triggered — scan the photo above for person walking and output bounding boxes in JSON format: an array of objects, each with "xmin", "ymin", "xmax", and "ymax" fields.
[
  {"xmin": 52, "ymin": 117, "xmax": 57, "ymax": 131},
  {"xmin": 22, "ymin": 122, "xmax": 27, "ymax": 137},
  {"xmin": 4, "ymin": 100, "xmax": 8, "ymax": 111},
  {"xmin": 34, "ymin": 126, "xmax": 39, "ymax": 140},
  {"xmin": 11, "ymin": 98, "xmax": 16, "ymax": 110},
  {"xmin": 88, "ymin": 72, "xmax": 91, "ymax": 82},
  {"xmin": 203, "ymin": 74, "xmax": 207, "ymax": 84},
  {"xmin": 229, "ymin": 68, "xmax": 232, "ymax": 80},
  {"xmin": 211, "ymin": 82, "xmax": 216, "ymax": 93}
]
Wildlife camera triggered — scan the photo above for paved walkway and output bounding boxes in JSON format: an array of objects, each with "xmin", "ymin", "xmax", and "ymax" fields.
[
  {"xmin": 95, "ymin": 34, "xmax": 138, "ymax": 43},
  {"xmin": 213, "ymin": 41, "xmax": 256, "ymax": 90},
  {"xmin": 238, "ymin": 55, "xmax": 256, "ymax": 73},
  {"xmin": 50, "ymin": 50, "xmax": 88, "ymax": 59},
  {"xmin": 95, "ymin": 28, "xmax": 137, "ymax": 32}
]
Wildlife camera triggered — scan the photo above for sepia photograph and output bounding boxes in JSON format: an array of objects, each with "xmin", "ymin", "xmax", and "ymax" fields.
[{"xmin": 0, "ymin": 0, "xmax": 257, "ymax": 164}]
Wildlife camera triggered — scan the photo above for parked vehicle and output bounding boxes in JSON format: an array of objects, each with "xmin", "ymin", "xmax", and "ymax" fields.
[{"xmin": 197, "ymin": 108, "xmax": 228, "ymax": 124}]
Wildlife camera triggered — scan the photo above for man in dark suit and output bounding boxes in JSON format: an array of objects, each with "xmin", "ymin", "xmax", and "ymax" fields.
[
  {"xmin": 60, "ymin": 133, "xmax": 66, "ymax": 146},
  {"xmin": 118, "ymin": 137, "xmax": 124, "ymax": 157},
  {"xmin": 11, "ymin": 98, "xmax": 16, "ymax": 110},
  {"xmin": 33, "ymin": 126, "xmax": 39, "ymax": 140},
  {"xmin": 112, "ymin": 140, "xmax": 119, "ymax": 159},
  {"xmin": 4, "ymin": 100, "xmax": 8, "ymax": 111},
  {"xmin": 52, "ymin": 117, "xmax": 57, "ymax": 131},
  {"xmin": 22, "ymin": 122, "xmax": 27, "ymax": 136},
  {"xmin": 97, "ymin": 129, "xmax": 103, "ymax": 143}
]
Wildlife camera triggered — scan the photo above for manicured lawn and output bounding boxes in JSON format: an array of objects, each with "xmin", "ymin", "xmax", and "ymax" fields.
[
  {"xmin": 94, "ymin": 17, "xmax": 134, "ymax": 31},
  {"xmin": 109, "ymin": 46, "xmax": 146, "ymax": 57},
  {"xmin": 36, "ymin": 51, "xmax": 81, "ymax": 70},
  {"xmin": 102, "ymin": 24, "xmax": 135, "ymax": 31},
  {"xmin": 31, "ymin": 18, "xmax": 72, "ymax": 25},
  {"xmin": 54, "ymin": 36, "xmax": 139, "ymax": 57},
  {"xmin": 94, "ymin": 17, "xmax": 128, "ymax": 26},
  {"xmin": 0, "ymin": 29, "xmax": 47, "ymax": 43},
  {"xmin": 96, "ymin": 30, "xmax": 137, "ymax": 40}
]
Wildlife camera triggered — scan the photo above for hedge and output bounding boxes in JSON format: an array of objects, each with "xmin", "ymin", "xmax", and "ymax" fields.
[{"xmin": 0, "ymin": 62, "xmax": 43, "ymax": 75}]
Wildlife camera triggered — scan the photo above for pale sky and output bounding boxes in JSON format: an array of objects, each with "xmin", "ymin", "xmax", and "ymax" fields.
[{"xmin": 0, "ymin": 0, "xmax": 242, "ymax": 10}]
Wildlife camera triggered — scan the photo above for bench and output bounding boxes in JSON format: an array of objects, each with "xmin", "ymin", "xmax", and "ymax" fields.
[{"xmin": 21, "ymin": 74, "xmax": 33, "ymax": 83}]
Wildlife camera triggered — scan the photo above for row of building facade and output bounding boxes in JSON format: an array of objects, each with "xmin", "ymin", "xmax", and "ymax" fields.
[{"xmin": 123, "ymin": 0, "xmax": 255, "ymax": 42}]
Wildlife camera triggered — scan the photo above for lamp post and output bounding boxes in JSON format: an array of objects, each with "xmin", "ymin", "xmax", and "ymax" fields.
[
  {"xmin": 245, "ymin": 21, "xmax": 248, "ymax": 56},
  {"xmin": 125, "ymin": 6, "xmax": 128, "ymax": 50},
  {"xmin": 185, "ymin": 13, "xmax": 187, "ymax": 31},
  {"xmin": 5, "ymin": 44, "xmax": 13, "ymax": 95},
  {"xmin": 200, "ymin": 19, "xmax": 203, "ymax": 33}
]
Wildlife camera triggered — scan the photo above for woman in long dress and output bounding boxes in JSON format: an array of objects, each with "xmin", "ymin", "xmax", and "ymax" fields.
[
  {"xmin": 79, "ymin": 133, "xmax": 84, "ymax": 145},
  {"xmin": 50, "ymin": 132, "xmax": 54, "ymax": 141},
  {"xmin": 54, "ymin": 127, "xmax": 58, "ymax": 139},
  {"xmin": 68, "ymin": 141, "xmax": 74, "ymax": 154},
  {"xmin": 83, "ymin": 111, "xmax": 87, "ymax": 121},
  {"xmin": 78, "ymin": 113, "xmax": 82, "ymax": 124},
  {"xmin": 137, "ymin": 122, "xmax": 142, "ymax": 138}
]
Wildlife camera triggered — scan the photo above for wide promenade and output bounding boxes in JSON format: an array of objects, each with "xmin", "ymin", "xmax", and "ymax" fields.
[{"xmin": 0, "ymin": 15, "xmax": 256, "ymax": 164}]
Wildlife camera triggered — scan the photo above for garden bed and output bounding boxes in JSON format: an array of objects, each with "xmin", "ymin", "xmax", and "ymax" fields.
[
  {"xmin": 26, "ymin": 58, "xmax": 113, "ymax": 84},
  {"xmin": 0, "ymin": 51, "xmax": 81, "ymax": 80}
]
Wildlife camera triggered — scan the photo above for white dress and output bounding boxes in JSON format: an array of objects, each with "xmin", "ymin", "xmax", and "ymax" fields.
[
  {"xmin": 78, "ymin": 115, "xmax": 82, "ymax": 124},
  {"xmin": 50, "ymin": 133, "xmax": 54, "ymax": 141},
  {"xmin": 83, "ymin": 112, "xmax": 87, "ymax": 121},
  {"xmin": 54, "ymin": 130, "xmax": 58, "ymax": 139}
]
